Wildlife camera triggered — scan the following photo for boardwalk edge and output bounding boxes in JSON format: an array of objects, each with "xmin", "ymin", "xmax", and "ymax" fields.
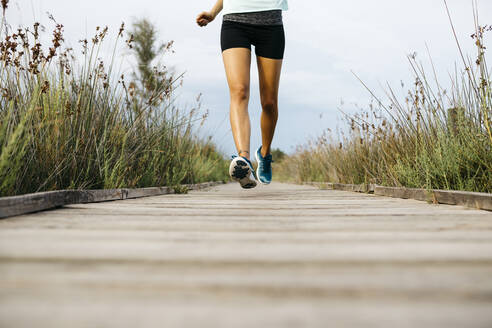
[
  {"xmin": 303, "ymin": 182, "xmax": 492, "ymax": 211},
  {"xmin": 0, "ymin": 181, "xmax": 225, "ymax": 219}
]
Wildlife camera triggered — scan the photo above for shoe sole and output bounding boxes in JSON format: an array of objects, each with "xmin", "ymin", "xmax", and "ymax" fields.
[
  {"xmin": 229, "ymin": 158, "xmax": 257, "ymax": 189},
  {"xmin": 255, "ymin": 149, "xmax": 271, "ymax": 185}
]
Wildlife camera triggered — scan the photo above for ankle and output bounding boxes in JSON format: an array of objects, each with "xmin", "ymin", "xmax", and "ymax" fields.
[
  {"xmin": 238, "ymin": 150, "xmax": 250, "ymax": 160},
  {"xmin": 260, "ymin": 148, "xmax": 270, "ymax": 158}
]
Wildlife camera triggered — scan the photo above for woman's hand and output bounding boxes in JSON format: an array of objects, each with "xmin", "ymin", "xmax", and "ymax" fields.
[{"xmin": 196, "ymin": 11, "xmax": 215, "ymax": 27}]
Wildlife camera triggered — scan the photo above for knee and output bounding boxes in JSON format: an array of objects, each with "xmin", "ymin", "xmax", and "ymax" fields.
[
  {"xmin": 261, "ymin": 98, "xmax": 278, "ymax": 114},
  {"xmin": 230, "ymin": 85, "xmax": 249, "ymax": 103}
]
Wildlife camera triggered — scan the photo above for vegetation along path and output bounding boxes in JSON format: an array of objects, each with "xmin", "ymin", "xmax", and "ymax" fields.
[{"xmin": 1, "ymin": 182, "xmax": 492, "ymax": 328}]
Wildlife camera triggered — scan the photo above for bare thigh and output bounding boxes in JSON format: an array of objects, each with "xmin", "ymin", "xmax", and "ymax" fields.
[
  {"xmin": 256, "ymin": 55, "xmax": 283, "ymax": 106},
  {"xmin": 222, "ymin": 48, "xmax": 251, "ymax": 100}
]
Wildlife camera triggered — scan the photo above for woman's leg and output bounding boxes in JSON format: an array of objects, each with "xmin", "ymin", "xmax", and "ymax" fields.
[
  {"xmin": 222, "ymin": 48, "xmax": 252, "ymax": 160},
  {"xmin": 256, "ymin": 55, "xmax": 283, "ymax": 157}
]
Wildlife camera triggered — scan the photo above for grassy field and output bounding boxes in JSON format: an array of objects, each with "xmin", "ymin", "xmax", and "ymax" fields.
[
  {"xmin": 276, "ymin": 6, "xmax": 492, "ymax": 193},
  {"xmin": 0, "ymin": 4, "xmax": 228, "ymax": 197}
]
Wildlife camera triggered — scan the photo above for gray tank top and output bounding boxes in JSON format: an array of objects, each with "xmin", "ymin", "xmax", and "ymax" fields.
[{"xmin": 223, "ymin": 9, "xmax": 283, "ymax": 25}]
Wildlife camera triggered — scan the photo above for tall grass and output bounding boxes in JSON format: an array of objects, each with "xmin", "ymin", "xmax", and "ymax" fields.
[
  {"xmin": 0, "ymin": 4, "xmax": 228, "ymax": 197},
  {"xmin": 277, "ymin": 2, "xmax": 492, "ymax": 193}
]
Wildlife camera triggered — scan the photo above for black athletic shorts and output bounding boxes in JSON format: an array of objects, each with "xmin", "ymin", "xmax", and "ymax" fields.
[{"xmin": 220, "ymin": 20, "xmax": 285, "ymax": 60}]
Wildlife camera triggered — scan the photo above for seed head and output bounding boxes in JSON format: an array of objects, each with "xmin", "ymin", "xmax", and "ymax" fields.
[
  {"xmin": 1, "ymin": 0, "xmax": 8, "ymax": 14},
  {"xmin": 126, "ymin": 34, "xmax": 134, "ymax": 48},
  {"xmin": 118, "ymin": 22, "xmax": 125, "ymax": 37},
  {"xmin": 41, "ymin": 80, "xmax": 50, "ymax": 94}
]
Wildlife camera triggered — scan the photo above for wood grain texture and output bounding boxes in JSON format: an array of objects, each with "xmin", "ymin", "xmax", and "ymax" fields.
[
  {"xmin": 1, "ymin": 182, "xmax": 492, "ymax": 328},
  {"xmin": 0, "ymin": 190, "xmax": 66, "ymax": 218},
  {"xmin": 304, "ymin": 182, "xmax": 492, "ymax": 211},
  {"xmin": 0, "ymin": 182, "xmax": 224, "ymax": 219}
]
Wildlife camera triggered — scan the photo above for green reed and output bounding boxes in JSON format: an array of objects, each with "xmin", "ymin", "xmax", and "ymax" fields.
[
  {"xmin": 276, "ymin": 3, "xmax": 492, "ymax": 193},
  {"xmin": 0, "ymin": 5, "xmax": 228, "ymax": 196}
]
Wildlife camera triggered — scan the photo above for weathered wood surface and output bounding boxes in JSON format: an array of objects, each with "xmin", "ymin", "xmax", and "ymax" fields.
[
  {"xmin": 0, "ymin": 182, "xmax": 223, "ymax": 219},
  {"xmin": 1, "ymin": 182, "xmax": 492, "ymax": 328},
  {"xmin": 304, "ymin": 182, "xmax": 492, "ymax": 211}
]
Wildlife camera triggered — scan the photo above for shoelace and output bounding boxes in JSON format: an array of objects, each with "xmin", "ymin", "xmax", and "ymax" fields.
[{"xmin": 258, "ymin": 155, "xmax": 274, "ymax": 172}]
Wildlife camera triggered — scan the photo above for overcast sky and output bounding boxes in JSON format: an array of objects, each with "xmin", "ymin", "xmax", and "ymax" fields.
[{"xmin": 7, "ymin": 0, "xmax": 492, "ymax": 155}]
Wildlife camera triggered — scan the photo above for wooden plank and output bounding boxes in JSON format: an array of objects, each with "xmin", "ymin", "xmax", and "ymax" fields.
[
  {"xmin": 333, "ymin": 183, "xmax": 375, "ymax": 193},
  {"xmin": 304, "ymin": 182, "xmax": 492, "ymax": 211},
  {"xmin": 66, "ymin": 189, "xmax": 126, "ymax": 203},
  {"xmin": 374, "ymin": 185, "xmax": 432, "ymax": 202},
  {"xmin": 0, "ymin": 182, "xmax": 223, "ymax": 219},
  {"xmin": 0, "ymin": 190, "xmax": 66, "ymax": 219},
  {"xmin": 375, "ymin": 186, "xmax": 492, "ymax": 211},
  {"xmin": 305, "ymin": 182, "xmax": 492, "ymax": 211},
  {"xmin": 124, "ymin": 187, "xmax": 174, "ymax": 199},
  {"xmin": 304, "ymin": 182, "xmax": 375, "ymax": 193},
  {"xmin": 433, "ymin": 189, "xmax": 492, "ymax": 211},
  {"xmin": 186, "ymin": 182, "xmax": 221, "ymax": 190},
  {"xmin": 1, "ymin": 182, "xmax": 492, "ymax": 328}
]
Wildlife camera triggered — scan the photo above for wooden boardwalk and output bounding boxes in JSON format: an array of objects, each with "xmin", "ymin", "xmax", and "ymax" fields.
[{"xmin": 1, "ymin": 182, "xmax": 492, "ymax": 328}]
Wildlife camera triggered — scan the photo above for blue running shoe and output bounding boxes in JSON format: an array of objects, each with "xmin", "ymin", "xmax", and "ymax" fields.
[
  {"xmin": 229, "ymin": 155, "xmax": 257, "ymax": 189},
  {"xmin": 255, "ymin": 146, "xmax": 274, "ymax": 184}
]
